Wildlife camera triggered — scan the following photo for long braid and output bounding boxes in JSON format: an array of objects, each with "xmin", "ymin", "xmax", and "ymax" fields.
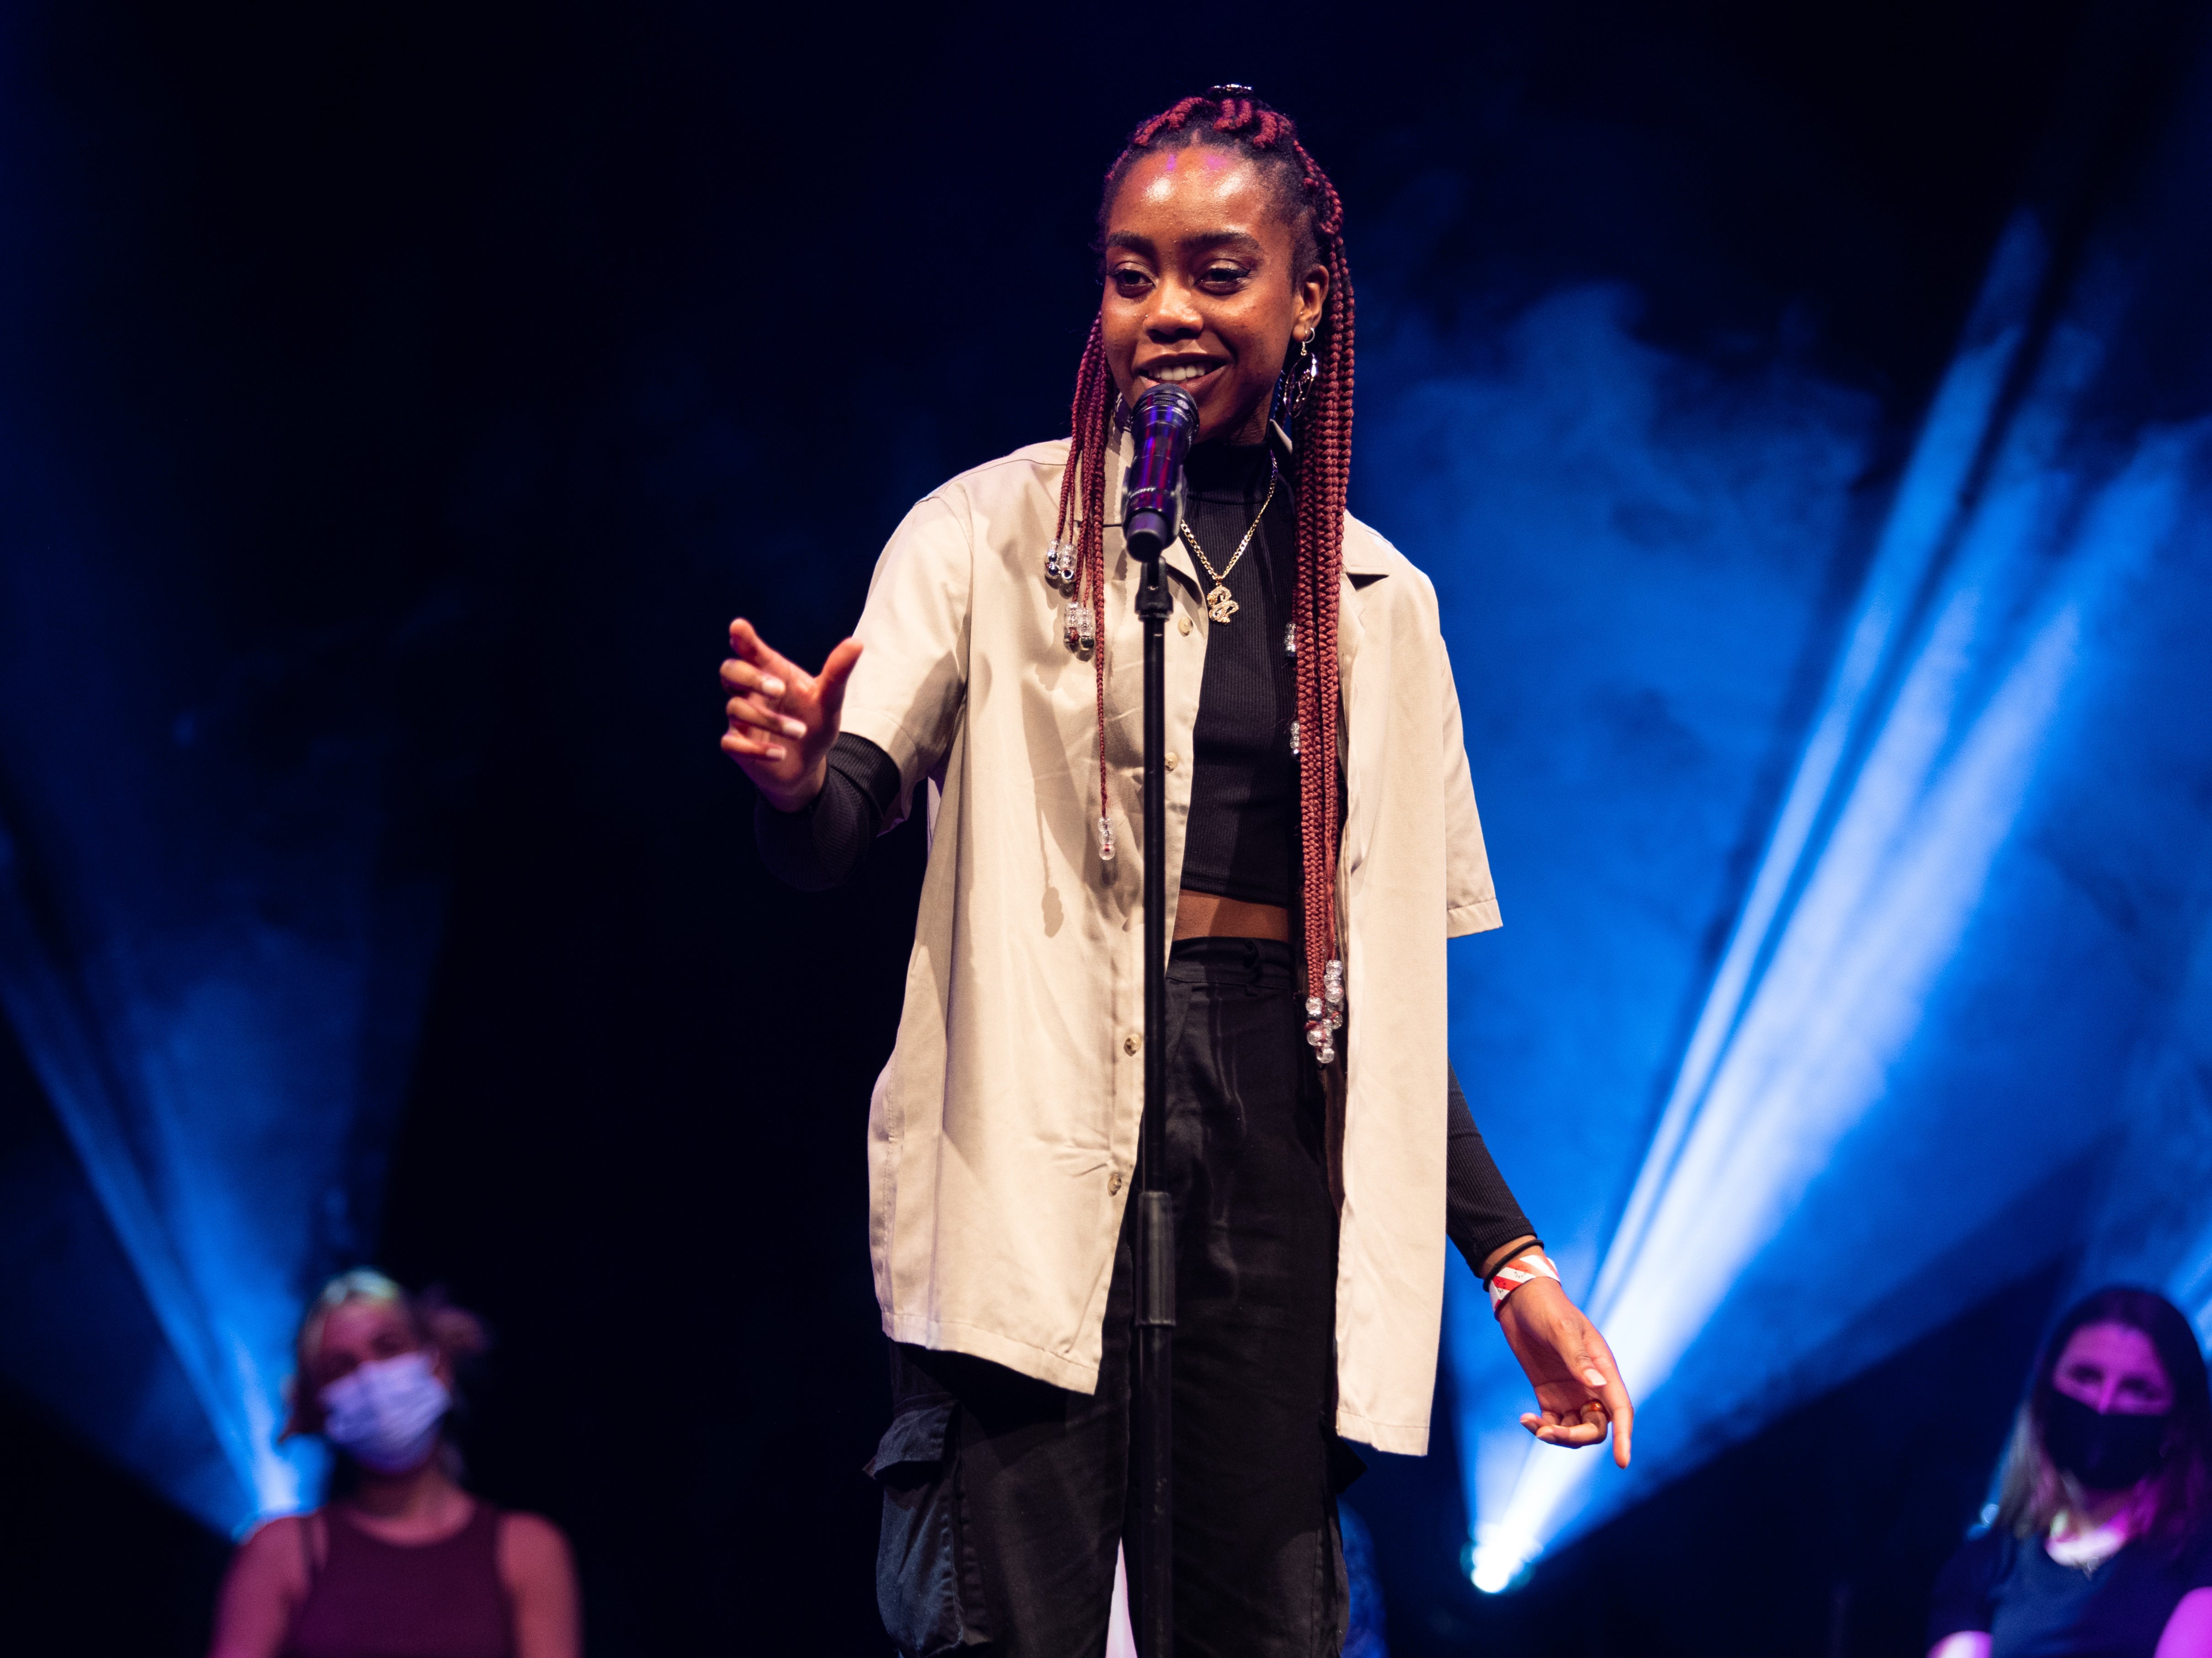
[
  {"xmin": 1056, "ymin": 319, "xmax": 1119, "ymax": 853},
  {"xmin": 1052, "ymin": 91, "xmax": 1355, "ymax": 1061},
  {"xmin": 1288, "ymin": 148, "xmax": 1353, "ymax": 1061}
]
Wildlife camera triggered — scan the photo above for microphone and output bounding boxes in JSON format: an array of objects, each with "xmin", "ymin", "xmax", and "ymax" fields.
[{"xmin": 1120, "ymin": 384, "xmax": 1200, "ymax": 561}]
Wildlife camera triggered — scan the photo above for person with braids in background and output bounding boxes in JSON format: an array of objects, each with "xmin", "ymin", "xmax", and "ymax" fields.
[{"xmin": 720, "ymin": 90, "xmax": 1633, "ymax": 1655}]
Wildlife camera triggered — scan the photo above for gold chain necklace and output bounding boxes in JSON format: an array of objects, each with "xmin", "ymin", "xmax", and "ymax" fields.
[{"xmin": 1178, "ymin": 462, "xmax": 1280, "ymax": 625}]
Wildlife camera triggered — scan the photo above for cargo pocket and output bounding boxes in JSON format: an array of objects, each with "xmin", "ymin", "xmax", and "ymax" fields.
[{"xmin": 865, "ymin": 1399, "xmax": 989, "ymax": 1656}]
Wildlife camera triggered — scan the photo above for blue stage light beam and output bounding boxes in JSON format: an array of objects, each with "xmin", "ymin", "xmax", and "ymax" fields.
[
  {"xmin": 1360, "ymin": 275, "xmax": 1888, "ymax": 1565},
  {"xmin": 0, "ymin": 815, "xmax": 324, "ymax": 1525},
  {"xmin": 1471, "ymin": 210, "xmax": 2202, "ymax": 1589}
]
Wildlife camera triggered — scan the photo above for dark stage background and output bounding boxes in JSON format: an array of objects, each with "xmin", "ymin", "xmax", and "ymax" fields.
[{"xmin": 5, "ymin": 2, "xmax": 2212, "ymax": 1654}]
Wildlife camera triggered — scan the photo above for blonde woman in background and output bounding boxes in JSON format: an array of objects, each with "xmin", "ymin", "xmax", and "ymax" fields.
[{"xmin": 208, "ymin": 1271, "xmax": 579, "ymax": 1658}]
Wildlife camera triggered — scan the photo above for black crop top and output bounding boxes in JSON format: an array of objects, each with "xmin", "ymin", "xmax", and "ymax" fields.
[{"xmin": 1176, "ymin": 440, "xmax": 1300, "ymax": 906}]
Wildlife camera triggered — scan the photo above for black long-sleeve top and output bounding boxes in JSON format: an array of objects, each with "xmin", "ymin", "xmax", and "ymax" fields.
[{"xmin": 755, "ymin": 723, "xmax": 1538, "ymax": 1284}]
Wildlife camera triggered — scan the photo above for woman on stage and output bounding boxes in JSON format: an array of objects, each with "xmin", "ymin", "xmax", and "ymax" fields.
[{"xmin": 722, "ymin": 89, "xmax": 1631, "ymax": 1656}]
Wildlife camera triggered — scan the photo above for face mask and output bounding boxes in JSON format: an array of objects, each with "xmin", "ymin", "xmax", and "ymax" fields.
[
  {"xmin": 319, "ymin": 1351, "xmax": 451, "ymax": 1473},
  {"xmin": 2043, "ymin": 1390, "xmax": 2170, "ymax": 1491}
]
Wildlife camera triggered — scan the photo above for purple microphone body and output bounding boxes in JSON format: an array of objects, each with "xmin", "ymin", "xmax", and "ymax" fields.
[{"xmin": 1120, "ymin": 384, "xmax": 1200, "ymax": 560}]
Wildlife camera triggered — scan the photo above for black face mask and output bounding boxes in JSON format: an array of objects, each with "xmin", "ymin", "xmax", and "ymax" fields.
[{"xmin": 2043, "ymin": 1390, "xmax": 2171, "ymax": 1491}]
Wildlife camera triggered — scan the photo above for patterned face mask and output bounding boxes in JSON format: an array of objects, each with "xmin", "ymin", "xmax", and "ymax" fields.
[{"xmin": 319, "ymin": 1351, "xmax": 451, "ymax": 1473}]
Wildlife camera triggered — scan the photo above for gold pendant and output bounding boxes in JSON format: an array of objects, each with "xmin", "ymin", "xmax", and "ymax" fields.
[{"xmin": 1205, "ymin": 584, "xmax": 1239, "ymax": 624}]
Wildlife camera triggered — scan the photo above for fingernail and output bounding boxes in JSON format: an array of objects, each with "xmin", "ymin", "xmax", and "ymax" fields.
[
  {"xmin": 766, "ymin": 745, "xmax": 786, "ymax": 760},
  {"xmin": 762, "ymin": 676, "xmax": 785, "ymax": 695},
  {"xmin": 1583, "ymin": 1369, "xmax": 1607, "ymax": 1387},
  {"xmin": 781, "ymin": 718, "xmax": 806, "ymax": 738}
]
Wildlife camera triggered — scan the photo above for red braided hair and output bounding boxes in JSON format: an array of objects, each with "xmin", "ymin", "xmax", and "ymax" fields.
[{"xmin": 1054, "ymin": 90, "xmax": 1354, "ymax": 1061}]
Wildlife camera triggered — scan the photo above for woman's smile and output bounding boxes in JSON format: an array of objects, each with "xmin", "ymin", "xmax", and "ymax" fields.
[{"xmin": 1135, "ymin": 353, "xmax": 1228, "ymax": 394}]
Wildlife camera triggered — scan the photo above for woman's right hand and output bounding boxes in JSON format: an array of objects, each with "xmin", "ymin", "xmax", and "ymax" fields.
[{"xmin": 720, "ymin": 618, "xmax": 863, "ymax": 812}]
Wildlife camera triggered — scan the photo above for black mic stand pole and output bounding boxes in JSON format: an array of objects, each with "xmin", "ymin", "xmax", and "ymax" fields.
[
  {"xmin": 1118, "ymin": 381, "xmax": 1195, "ymax": 1658},
  {"xmin": 1131, "ymin": 541, "xmax": 1175, "ymax": 1657}
]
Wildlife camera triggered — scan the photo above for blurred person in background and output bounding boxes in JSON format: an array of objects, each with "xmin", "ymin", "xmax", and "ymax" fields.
[
  {"xmin": 1930, "ymin": 1286, "xmax": 2212, "ymax": 1658},
  {"xmin": 207, "ymin": 1271, "xmax": 580, "ymax": 1658}
]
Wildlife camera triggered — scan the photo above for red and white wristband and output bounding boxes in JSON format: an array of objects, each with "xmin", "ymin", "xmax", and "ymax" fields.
[{"xmin": 1486, "ymin": 1247, "xmax": 1560, "ymax": 1315}]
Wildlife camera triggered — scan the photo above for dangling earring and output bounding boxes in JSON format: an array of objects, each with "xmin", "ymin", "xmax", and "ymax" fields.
[
  {"xmin": 1289, "ymin": 329, "xmax": 1319, "ymax": 422},
  {"xmin": 1269, "ymin": 330, "xmax": 1319, "ymax": 464}
]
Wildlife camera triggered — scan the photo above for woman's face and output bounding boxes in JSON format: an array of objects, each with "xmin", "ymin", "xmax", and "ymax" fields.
[
  {"xmin": 1099, "ymin": 146, "xmax": 1327, "ymax": 446},
  {"xmin": 2052, "ymin": 1321, "xmax": 2172, "ymax": 1415},
  {"xmin": 308, "ymin": 1299, "xmax": 448, "ymax": 1395}
]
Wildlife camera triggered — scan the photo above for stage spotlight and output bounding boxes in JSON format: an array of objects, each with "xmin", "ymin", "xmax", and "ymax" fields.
[{"xmin": 1468, "ymin": 1521, "xmax": 1542, "ymax": 1594}]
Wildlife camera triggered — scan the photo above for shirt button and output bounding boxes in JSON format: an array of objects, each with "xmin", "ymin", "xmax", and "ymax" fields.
[
  {"xmin": 1165, "ymin": 751, "xmax": 1179, "ymax": 771},
  {"xmin": 1108, "ymin": 1172, "xmax": 1124, "ymax": 1195},
  {"xmin": 1124, "ymin": 1032, "xmax": 1142, "ymax": 1055},
  {"xmin": 1178, "ymin": 615, "xmax": 1193, "ymax": 636}
]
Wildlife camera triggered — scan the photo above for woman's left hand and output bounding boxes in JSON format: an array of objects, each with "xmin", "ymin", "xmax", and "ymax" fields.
[{"xmin": 1496, "ymin": 1276, "xmax": 1635, "ymax": 1468}]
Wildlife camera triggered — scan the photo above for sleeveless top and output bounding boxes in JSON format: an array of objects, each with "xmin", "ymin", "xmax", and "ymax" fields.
[{"xmin": 282, "ymin": 1501, "xmax": 515, "ymax": 1658}]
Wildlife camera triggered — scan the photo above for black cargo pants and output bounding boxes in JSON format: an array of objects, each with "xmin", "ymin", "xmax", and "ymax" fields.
[{"xmin": 867, "ymin": 938, "xmax": 1353, "ymax": 1657}]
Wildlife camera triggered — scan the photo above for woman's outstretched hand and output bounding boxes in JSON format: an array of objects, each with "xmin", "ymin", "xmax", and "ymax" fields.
[
  {"xmin": 1496, "ymin": 1276, "xmax": 1635, "ymax": 1468},
  {"xmin": 720, "ymin": 618, "xmax": 863, "ymax": 812}
]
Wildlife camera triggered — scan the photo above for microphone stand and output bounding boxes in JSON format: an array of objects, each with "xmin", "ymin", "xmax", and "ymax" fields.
[
  {"xmin": 1118, "ymin": 382, "xmax": 1194, "ymax": 1657},
  {"xmin": 1131, "ymin": 540, "xmax": 1175, "ymax": 1658}
]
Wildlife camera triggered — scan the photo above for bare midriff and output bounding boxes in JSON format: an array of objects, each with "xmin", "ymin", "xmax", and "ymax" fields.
[{"xmin": 1173, "ymin": 890, "xmax": 1292, "ymax": 942}]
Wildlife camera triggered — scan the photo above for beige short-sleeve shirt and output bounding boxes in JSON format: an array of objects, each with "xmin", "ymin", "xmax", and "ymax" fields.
[{"xmin": 837, "ymin": 436, "xmax": 1500, "ymax": 1455}]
